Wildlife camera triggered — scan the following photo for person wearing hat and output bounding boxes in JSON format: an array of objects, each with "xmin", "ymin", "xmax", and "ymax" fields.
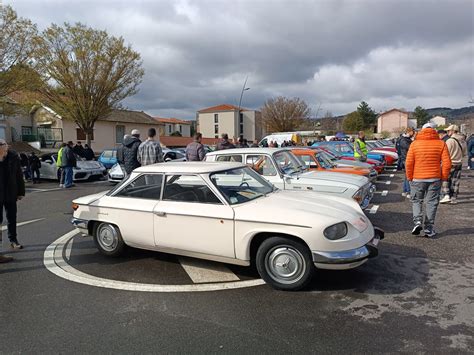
[
  {"xmin": 0, "ymin": 139, "xmax": 25, "ymax": 261},
  {"xmin": 440, "ymin": 124, "xmax": 467, "ymax": 204},
  {"xmin": 405, "ymin": 124, "xmax": 451, "ymax": 238},
  {"xmin": 118, "ymin": 129, "xmax": 142, "ymax": 175},
  {"xmin": 399, "ymin": 127, "xmax": 415, "ymax": 198},
  {"xmin": 437, "ymin": 129, "xmax": 449, "ymax": 142}
]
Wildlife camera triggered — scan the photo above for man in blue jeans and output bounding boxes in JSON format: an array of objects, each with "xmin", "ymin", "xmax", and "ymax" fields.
[
  {"xmin": 399, "ymin": 127, "xmax": 414, "ymax": 198},
  {"xmin": 62, "ymin": 141, "xmax": 77, "ymax": 188}
]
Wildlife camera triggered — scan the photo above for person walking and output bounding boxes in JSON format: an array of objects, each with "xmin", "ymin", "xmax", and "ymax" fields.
[
  {"xmin": 28, "ymin": 152, "xmax": 41, "ymax": 184},
  {"xmin": 62, "ymin": 141, "xmax": 77, "ymax": 188},
  {"xmin": 119, "ymin": 129, "xmax": 142, "ymax": 174},
  {"xmin": 216, "ymin": 133, "xmax": 235, "ymax": 150},
  {"xmin": 57, "ymin": 143, "xmax": 67, "ymax": 188},
  {"xmin": 405, "ymin": 124, "xmax": 451, "ymax": 238},
  {"xmin": 137, "ymin": 128, "xmax": 163, "ymax": 166},
  {"xmin": 354, "ymin": 131, "xmax": 368, "ymax": 162},
  {"xmin": 185, "ymin": 132, "xmax": 205, "ymax": 161},
  {"xmin": 0, "ymin": 139, "xmax": 26, "ymax": 259},
  {"xmin": 399, "ymin": 127, "xmax": 415, "ymax": 198},
  {"xmin": 440, "ymin": 125, "xmax": 467, "ymax": 205},
  {"xmin": 19, "ymin": 152, "xmax": 30, "ymax": 181}
]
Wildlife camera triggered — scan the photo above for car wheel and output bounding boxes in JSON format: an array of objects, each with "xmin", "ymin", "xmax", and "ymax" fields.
[
  {"xmin": 93, "ymin": 222, "xmax": 125, "ymax": 257},
  {"xmin": 256, "ymin": 237, "xmax": 315, "ymax": 291}
]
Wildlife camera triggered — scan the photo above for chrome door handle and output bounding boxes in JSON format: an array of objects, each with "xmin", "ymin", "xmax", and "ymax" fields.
[{"xmin": 154, "ymin": 211, "xmax": 166, "ymax": 217}]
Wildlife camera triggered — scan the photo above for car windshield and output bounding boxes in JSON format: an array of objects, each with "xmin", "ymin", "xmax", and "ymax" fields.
[
  {"xmin": 210, "ymin": 167, "xmax": 275, "ymax": 205},
  {"xmin": 315, "ymin": 152, "xmax": 335, "ymax": 168},
  {"xmin": 272, "ymin": 150, "xmax": 305, "ymax": 175}
]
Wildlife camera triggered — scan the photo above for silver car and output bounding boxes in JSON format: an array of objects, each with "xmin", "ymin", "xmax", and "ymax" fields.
[{"xmin": 39, "ymin": 153, "xmax": 107, "ymax": 181}]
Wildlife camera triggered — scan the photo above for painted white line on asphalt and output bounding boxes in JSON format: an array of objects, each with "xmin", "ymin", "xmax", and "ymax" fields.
[
  {"xmin": 179, "ymin": 257, "xmax": 240, "ymax": 283},
  {"xmin": 382, "ymin": 190, "xmax": 388, "ymax": 196},
  {"xmin": 65, "ymin": 237, "xmax": 74, "ymax": 261},
  {"xmin": 387, "ymin": 169, "xmax": 397, "ymax": 172},
  {"xmin": 385, "ymin": 181, "xmax": 391, "ymax": 185},
  {"xmin": 390, "ymin": 174, "xmax": 394, "ymax": 177},
  {"xmin": 369, "ymin": 205, "xmax": 379, "ymax": 214},
  {"xmin": 43, "ymin": 231, "xmax": 265, "ymax": 293},
  {"xmin": 1, "ymin": 218, "xmax": 45, "ymax": 232},
  {"xmin": 26, "ymin": 187, "xmax": 64, "ymax": 193}
]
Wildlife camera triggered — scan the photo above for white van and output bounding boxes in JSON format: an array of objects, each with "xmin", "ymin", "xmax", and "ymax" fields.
[{"xmin": 259, "ymin": 132, "xmax": 302, "ymax": 147}]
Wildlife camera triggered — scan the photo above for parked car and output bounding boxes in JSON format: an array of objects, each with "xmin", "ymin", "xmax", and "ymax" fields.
[
  {"xmin": 108, "ymin": 148, "xmax": 186, "ymax": 183},
  {"xmin": 205, "ymin": 148, "xmax": 375, "ymax": 209},
  {"xmin": 312, "ymin": 141, "xmax": 386, "ymax": 163},
  {"xmin": 39, "ymin": 153, "xmax": 107, "ymax": 181},
  {"xmin": 365, "ymin": 141, "xmax": 398, "ymax": 165},
  {"xmin": 71, "ymin": 162, "xmax": 383, "ymax": 291},
  {"xmin": 291, "ymin": 148, "xmax": 377, "ymax": 182},
  {"xmin": 98, "ymin": 149, "xmax": 118, "ymax": 169},
  {"xmin": 314, "ymin": 146, "xmax": 385, "ymax": 174}
]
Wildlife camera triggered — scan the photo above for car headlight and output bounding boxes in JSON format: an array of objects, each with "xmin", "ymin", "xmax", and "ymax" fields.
[
  {"xmin": 323, "ymin": 222, "xmax": 348, "ymax": 240},
  {"xmin": 352, "ymin": 188, "xmax": 363, "ymax": 204}
]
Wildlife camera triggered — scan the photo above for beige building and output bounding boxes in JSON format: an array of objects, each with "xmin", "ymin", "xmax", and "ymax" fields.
[
  {"xmin": 155, "ymin": 117, "xmax": 192, "ymax": 137},
  {"xmin": 430, "ymin": 115, "xmax": 447, "ymax": 127},
  {"xmin": 377, "ymin": 108, "xmax": 417, "ymax": 134},
  {"xmin": 197, "ymin": 104, "xmax": 263, "ymax": 141}
]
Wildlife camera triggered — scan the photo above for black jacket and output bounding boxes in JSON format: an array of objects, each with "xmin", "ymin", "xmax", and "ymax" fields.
[
  {"xmin": 398, "ymin": 135, "xmax": 412, "ymax": 165},
  {"xmin": 0, "ymin": 150, "xmax": 26, "ymax": 202},
  {"xmin": 118, "ymin": 136, "xmax": 141, "ymax": 174},
  {"xmin": 83, "ymin": 148, "xmax": 95, "ymax": 161},
  {"xmin": 62, "ymin": 146, "xmax": 77, "ymax": 168},
  {"xmin": 216, "ymin": 139, "xmax": 235, "ymax": 150},
  {"xmin": 28, "ymin": 154, "xmax": 41, "ymax": 170}
]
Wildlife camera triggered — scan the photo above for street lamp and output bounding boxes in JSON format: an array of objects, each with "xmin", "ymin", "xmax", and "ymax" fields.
[{"xmin": 238, "ymin": 76, "xmax": 250, "ymax": 113}]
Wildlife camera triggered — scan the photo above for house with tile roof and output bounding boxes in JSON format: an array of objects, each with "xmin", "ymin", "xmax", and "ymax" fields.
[
  {"xmin": 155, "ymin": 117, "xmax": 192, "ymax": 137},
  {"xmin": 197, "ymin": 104, "xmax": 264, "ymax": 142},
  {"xmin": 377, "ymin": 108, "xmax": 417, "ymax": 134}
]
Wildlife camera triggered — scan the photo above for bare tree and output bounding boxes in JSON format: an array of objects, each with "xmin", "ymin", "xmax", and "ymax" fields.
[
  {"xmin": 261, "ymin": 96, "xmax": 311, "ymax": 132},
  {"xmin": 0, "ymin": 5, "xmax": 40, "ymax": 97},
  {"xmin": 35, "ymin": 23, "xmax": 144, "ymax": 146}
]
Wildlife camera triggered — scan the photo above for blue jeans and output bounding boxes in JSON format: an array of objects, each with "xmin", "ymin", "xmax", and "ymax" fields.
[
  {"xmin": 64, "ymin": 166, "xmax": 74, "ymax": 187},
  {"xmin": 469, "ymin": 155, "xmax": 474, "ymax": 169},
  {"xmin": 410, "ymin": 180, "xmax": 441, "ymax": 228},
  {"xmin": 403, "ymin": 175, "xmax": 410, "ymax": 193}
]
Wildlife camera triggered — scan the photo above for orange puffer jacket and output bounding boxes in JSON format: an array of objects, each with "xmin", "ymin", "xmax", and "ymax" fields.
[{"xmin": 405, "ymin": 128, "xmax": 451, "ymax": 181}]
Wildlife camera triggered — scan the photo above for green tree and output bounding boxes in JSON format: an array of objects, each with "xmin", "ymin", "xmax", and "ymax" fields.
[
  {"xmin": 413, "ymin": 106, "xmax": 430, "ymax": 127},
  {"xmin": 0, "ymin": 5, "xmax": 41, "ymax": 97},
  {"xmin": 343, "ymin": 111, "xmax": 364, "ymax": 132},
  {"xmin": 357, "ymin": 101, "xmax": 377, "ymax": 129},
  {"xmin": 261, "ymin": 96, "xmax": 310, "ymax": 132},
  {"xmin": 35, "ymin": 23, "xmax": 144, "ymax": 147},
  {"xmin": 170, "ymin": 131, "xmax": 182, "ymax": 137}
]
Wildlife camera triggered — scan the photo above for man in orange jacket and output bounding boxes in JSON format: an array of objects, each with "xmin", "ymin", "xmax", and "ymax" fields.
[{"xmin": 405, "ymin": 123, "xmax": 452, "ymax": 237}]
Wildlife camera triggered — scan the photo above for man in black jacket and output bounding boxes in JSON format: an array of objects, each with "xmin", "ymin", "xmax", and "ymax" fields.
[
  {"xmin": 399, "ymin": 127, "xmax": 414, "ymax": 198},
  {"xmin": 63, "ymin": 141, "xmax": 77, "ymax": 188},
  {"xmin": 0, "ymin": 139, "xmax": 26, "ymax": 261},
  {"xmin": 118, "ymin": 130, "xmax": 141, "ymax": 175}
]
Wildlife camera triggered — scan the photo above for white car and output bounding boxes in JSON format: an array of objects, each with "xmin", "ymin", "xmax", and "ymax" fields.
[
  {"xmin": 205, "ymin": 148, "xmax": 375, "ymax": 209},
  {"xmin": 71, "ymin": 162, "xmax": 383, "ymax": 291},
  {"xmin": 39, "ymin": 153, "xmax": 107, "ymax": 181},
  {"xmin": 108, "ymin": 148, "xmax": 186, "ymax": 183}
]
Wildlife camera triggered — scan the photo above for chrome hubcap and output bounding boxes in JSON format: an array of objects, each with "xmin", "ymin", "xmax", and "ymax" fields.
[
  {"xmin": 97, "ymin": 224, "xmax": 118, "ymax": 251},
  {"xmin": 265, "ymin": 246, "xmax": 306, "ymax": 284}
]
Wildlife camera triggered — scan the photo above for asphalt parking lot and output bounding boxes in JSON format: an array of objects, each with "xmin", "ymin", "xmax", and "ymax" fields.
[{"xmin": 1, "ymin": 169, "xmax": 473, "ymax": 353}]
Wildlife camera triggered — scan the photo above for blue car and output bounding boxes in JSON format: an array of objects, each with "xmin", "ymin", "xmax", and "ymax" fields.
[
  {"xmin": 312, "ymin": 141, "xmax": 386, "ymax": 162},
  {"xmin": 98, "ymin": 148, "xmax": 118, "ymax": 169}
]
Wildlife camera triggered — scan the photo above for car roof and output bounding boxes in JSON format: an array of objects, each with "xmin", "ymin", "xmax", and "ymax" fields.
[
  {"xmin": 206, "ymin": 147, "xmax": 291, "ymax": 155},
  {"xmin": 134, "ymin": 161, "xmax": 246, "ymax": 174}
]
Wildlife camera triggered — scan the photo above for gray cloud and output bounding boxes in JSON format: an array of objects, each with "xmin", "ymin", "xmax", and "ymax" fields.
[{"xmin": 6, "ymin": 0, "xmax": 474, "ymax": 118}]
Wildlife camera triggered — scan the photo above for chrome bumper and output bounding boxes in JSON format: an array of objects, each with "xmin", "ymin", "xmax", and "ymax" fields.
[
  {"xmin": 312, "ymin": 227, "xmax": 384, "ymax": 264},
  {"xmin": 71, "ymin": 217, "xmax": 89, "ymax": 230}
]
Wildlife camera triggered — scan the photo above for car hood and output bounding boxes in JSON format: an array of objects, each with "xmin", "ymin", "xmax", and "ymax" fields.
[
  {"xmin": 77, "ymin": 160, "xmax": 104, "ymax": 169},
  {"xmin": 296, "ymin": 170, "xmax": 369, "ymax": 187},
  {"xmin": 335, "ymin": 160, "xmax": 373, "ymax": 169},
  {"xmin": 233, "ymin": 189, "xmax": 367, "ymax": 229}
]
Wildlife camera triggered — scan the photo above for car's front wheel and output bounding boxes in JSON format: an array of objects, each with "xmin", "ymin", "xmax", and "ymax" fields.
[
  {"xmin": 93, "ymin": 222, "xmax": 125, "ymax": 257},
  {"xmin": 256, "ymin": 237, "xmax": 315, "ymax": 291}
]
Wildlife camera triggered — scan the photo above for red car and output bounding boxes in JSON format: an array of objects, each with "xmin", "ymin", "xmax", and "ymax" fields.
[{"xmin": 314, "ymin": 146, "xmax": 385, "ymax": 174}]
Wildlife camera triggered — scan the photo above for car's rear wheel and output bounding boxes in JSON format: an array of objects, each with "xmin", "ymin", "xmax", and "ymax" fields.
[
  {"xmin": 93, "ymin": 222, "xmax": 125, "ymax": 257},
  {"xmin": 256, "ymin": 237, "xmax": 315, "ymax": 291}
]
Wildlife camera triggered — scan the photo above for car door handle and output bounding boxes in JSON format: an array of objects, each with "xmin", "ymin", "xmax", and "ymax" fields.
[{"xmin": 154, "ymin": 211, "xmax": 166, "ymax": 217}]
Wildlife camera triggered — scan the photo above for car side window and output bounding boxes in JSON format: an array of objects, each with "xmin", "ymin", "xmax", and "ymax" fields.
[
  {"xmin": 216, "ymin": 155, "xmax": 243, "ymax": 163},
  {"xmin": 115, "ymin": 174, "xmax": 163, "ymax": 200},
  {"xmin": 299, "ymin": 155, "xmax": 314, "ymax": 168},
  {"xmin": 247, "ymin": 155, "xmax": 277, "ymax": 176},
  {"xmin": 163, "ymin": 175, "xmax": 222, "ymax": 204}
]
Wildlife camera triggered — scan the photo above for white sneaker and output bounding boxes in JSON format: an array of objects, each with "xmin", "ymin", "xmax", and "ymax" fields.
[
  {"xmin": 59, "ymin": 184, "xmax": 64, "ymax": 188},
  {"xmin": 440, "ymin": 195, "xmax": 451, "ymax": 204},
  {"xmin": 401, "ymin": 192, "xmax": 407, "ymax": 197},
  {"xmin": 406, "ymin": 194, "xmax": 411, "ymax": 199}
]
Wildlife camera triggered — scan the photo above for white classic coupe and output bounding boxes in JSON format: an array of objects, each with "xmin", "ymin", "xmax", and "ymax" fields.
[{"xmin": 71, "ymin": 162, "xmax": 383, "ymax": 290}]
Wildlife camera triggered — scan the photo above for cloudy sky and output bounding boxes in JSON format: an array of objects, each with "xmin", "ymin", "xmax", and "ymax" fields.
[{"xmin": 6, "ymin": 0, "xmax": 474, "ymax": 119}]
